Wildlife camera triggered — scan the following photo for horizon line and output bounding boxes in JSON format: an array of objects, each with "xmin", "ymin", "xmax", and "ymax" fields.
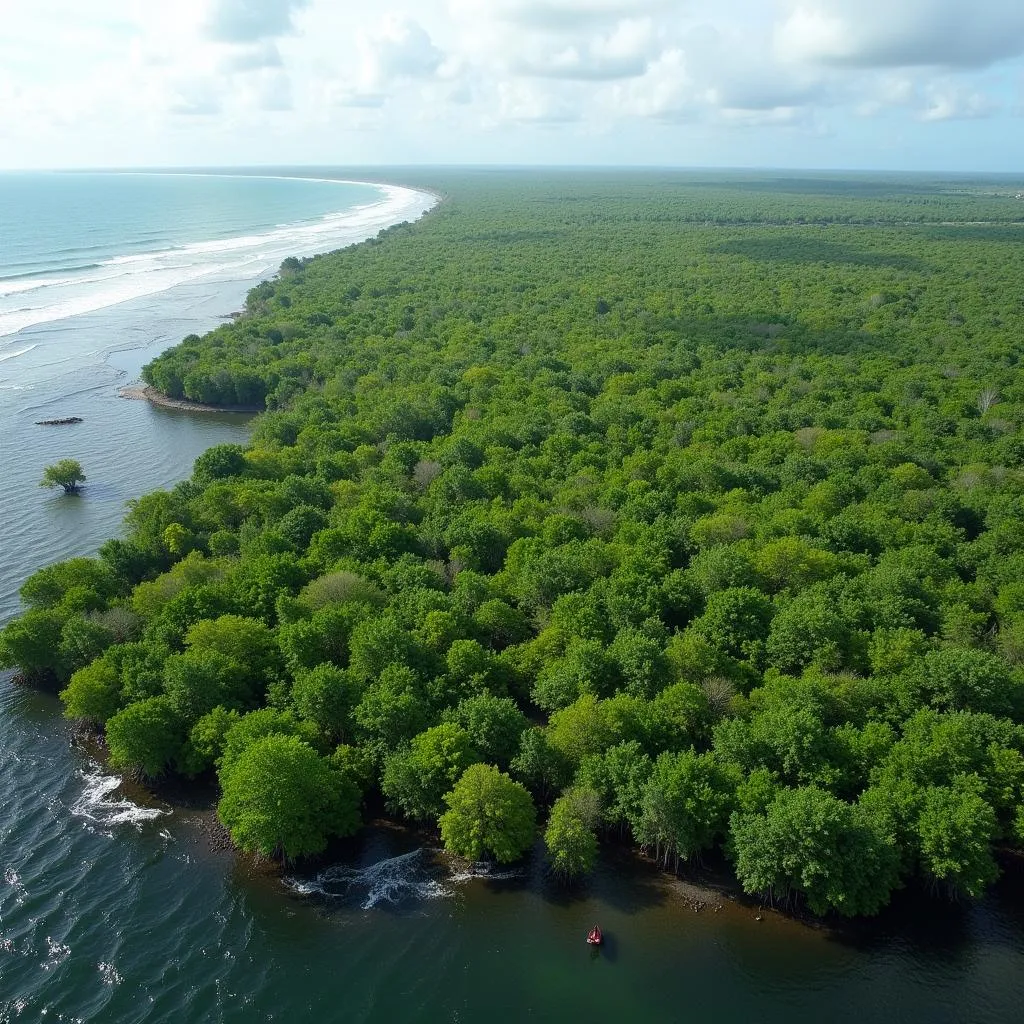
[{"xmin": 0, "ymin": 163, "xmax": 1021, "ymax": 179}]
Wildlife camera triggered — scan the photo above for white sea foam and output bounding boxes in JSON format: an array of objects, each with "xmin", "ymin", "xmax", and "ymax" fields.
[
  {"xmin": 0, "ymin": 182, "xmax": 435, "ymax": 339},
  {"xmin": 0, "ymin": 277, "xmax": 81, "ymax": 299},
  {"xmin": 42, "ymin": 936, "xmax": 71, "ymax": 970},
  {"xmin": 285, "ymin": 849, "xmax": 453, "ymax": 909},
  {"xmin": 286, "ymin": 848, "xmax": 522, "ymax": 909},
  {"xmin": 70, "ymin": 767, "xmax": 167, "ymax": 830},
  {"xmin": 97, "ymin": 961, "xmax": 123, "ymax": 986},
  {"xmin": 449, "ymin": 864, "xmax": 523, "ymax": 884},
  {"xmin": 3, "ymin": 867, "xmax": 26, "ymax": 904}
]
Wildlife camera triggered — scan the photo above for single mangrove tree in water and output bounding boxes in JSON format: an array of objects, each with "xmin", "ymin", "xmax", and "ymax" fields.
[{"xmin": 40, "ymin": 459, "xmax": 85, "ymax": 494}]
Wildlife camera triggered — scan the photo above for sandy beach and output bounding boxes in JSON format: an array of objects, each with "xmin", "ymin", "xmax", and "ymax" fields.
[{"xmin": 118, "ymin": 383, "xmax": 263, "ymax": 414}]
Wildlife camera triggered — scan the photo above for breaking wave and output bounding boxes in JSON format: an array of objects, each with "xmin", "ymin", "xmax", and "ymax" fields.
[
  {"xmin": 285, "ymin": 849, "xmax": 452, "ymax": 909},
  {"xmin": 449, "ymin": 865, "xmax": 523, "ymax": 884},
  {"xmin": 42, "ymin": 936, "xmax": 72, "ymax": 971},
  {"xmin": 3, "ymin": 866, "xmax": 26, "ymax": 904},
  {"xmin": 97, "ymin": 961, "xmax": 123, "ymax": 986},
  {"xmin": 0, "ymin": 180, "xmax": 434, "ymax": 339},
  {"xmin": 70, "ymin": 767, "xmax": 168, "ymax": 830},
  {"xmin": 285, "ymin": 849, "xmax": 523, "ymax": 910}
]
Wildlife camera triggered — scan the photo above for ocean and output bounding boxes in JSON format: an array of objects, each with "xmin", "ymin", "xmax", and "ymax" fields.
[
  {"xmin": 0, "ymin": 173, "xmax": 424, "ymax": 345},
  {"xmin": 0, "ymin": 171, "xmax": 1022, "ymax": 1023},
  {"xmin": 0, "ymin": 171, "xmax": 434, "ymax": 621}
]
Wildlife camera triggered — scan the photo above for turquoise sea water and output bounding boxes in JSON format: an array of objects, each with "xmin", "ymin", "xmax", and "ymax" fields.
[
  {"xmin": 0, "ymin": 172, "xmax": 429, "ymax": 384},
  {"xmin": 1, "ymin": 172, "xmax": 1023, "ymax": 1023}
]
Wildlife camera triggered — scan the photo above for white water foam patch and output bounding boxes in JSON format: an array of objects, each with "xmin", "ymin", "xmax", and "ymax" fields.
[
  {"xmin": 1, "ymin": 998, "xmax": 31, "ymax": 1022},
  {"xmin": 448, "ymin": 864, "xmax": 523, "ymax": 884},
  {"xmin": 0, "ymin": 183, "xmax": 435, "ymax": 338},
  {"xmin": 3, "ymin": 867, "xmax": 26, "ymax": 904},
  {"xmin": 286, "ymin": 849, "xmax": 523, "ymax": 909},
  {"xmin": 42, "ymin": 936, "xmax": 71, "ymax": 971},
  {"xmin": 70, "ymin": 767, "xmax": 168, "ymax": 831},
  {"xmin": 97, "ymin": 962, "xmax": 123, "ymax": 986},
  {"xmin": 286, "ymin": 849, "xmax": 454, "ymax": 909}
]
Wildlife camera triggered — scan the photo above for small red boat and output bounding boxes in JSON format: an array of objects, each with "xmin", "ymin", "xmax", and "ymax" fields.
[{"xmin": 586, "ymin": 925, "xmax": 602, "ymax": 946}]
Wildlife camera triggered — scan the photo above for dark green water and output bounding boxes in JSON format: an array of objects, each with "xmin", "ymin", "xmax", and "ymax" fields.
[{"xmin": 2, "ymin": 675, "xmax": 1023, "ymax": 1023}]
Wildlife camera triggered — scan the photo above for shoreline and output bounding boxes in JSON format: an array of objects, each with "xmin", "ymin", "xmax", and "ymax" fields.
[
  {"xmin": 1, "ymin": 176, "xmax": 438, "ymax": 343},
  {"xmin": 118, "ymin": 383, "xmax": 262, "ymax": 414},
  {"xmin": 116, "ymin": 180, "xmax": 444, "ymax": 417}
]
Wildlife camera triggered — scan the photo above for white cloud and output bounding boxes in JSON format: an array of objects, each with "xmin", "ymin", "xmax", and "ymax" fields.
[
  {"xmin": 855, "ymin": 73, "xmax": 1000, "ymax": 120},
  {"xmin": 331, "ymin": 15, "xmax": 445, "ymax": 107},
  {"xmin": 718, "ymin": 104, "xmax": 811, "ymax": 128},
  {"xmin": 205, "ymin": 0, "xmax": 312, "ymax": 43},
  {"xmin": 167, "ymin": 80, "xmax": 223, "ymax": 117},
  {"xmin": 451, "ymin": 0, "xmax": 671, "ymax": 31},
  {"xmin": 777, "ymin": 0, "xmax": 1024, "ymax": 69},
  {"xmin": 494, "ymin": 79, "xmax": 582, "ymax": 122},
  {"xmin": 332, "ymin": 89, "xmax": 388, "ymax": 110},
  {"xmin": 367, "ymin": 17, "xmax": 445, "ymax": 80},
  {"xmin": 606, "ymin": 48, "xmax": 695, "ymax": 121},
  {"xmin": 221, "ymin": 42, "xmax": 284, "ymax": 72},
  {"xmin": 920, "ymin": 83, "xmax": 998, "ymax": 120},
  {"xmin": 0, "ymin": 0, "xmax": 1022, "ymax": 168},
  {"xmin": 510, "ymin": 17, "xmax": 658, "ymax": 79},
  {"xmin": 243, "ymin": 68, "xmax": 294, "ymax": 111}
]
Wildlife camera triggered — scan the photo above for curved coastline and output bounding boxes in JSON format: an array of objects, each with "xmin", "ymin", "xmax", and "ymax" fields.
[
  {"xmin": 127, "ymin": 177, "xmax": 441, "ymax": 412},
  {"xmin": 0, "ymin": 177, "xmax": 438, "ymax": 342}
]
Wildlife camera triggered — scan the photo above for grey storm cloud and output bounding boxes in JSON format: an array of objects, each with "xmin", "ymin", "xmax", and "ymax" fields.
[{"xmin": 205, "ymin": 0, "xmax": 311, "ymax": 43}]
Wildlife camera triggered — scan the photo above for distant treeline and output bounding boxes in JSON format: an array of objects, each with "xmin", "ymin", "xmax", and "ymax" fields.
[{"xmin": 3, "ymin": 171, "xmax": 1023, "ymax": 916}]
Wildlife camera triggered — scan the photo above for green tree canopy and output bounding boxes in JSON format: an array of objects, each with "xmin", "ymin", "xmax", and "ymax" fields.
[
  {"xmin": 40, "ymin": 459, "xmax": 86, "ymax": 494},
  {"xmin": 217, "ymin": 734, "xmax": 361, "ymax": 860},
  {"xmin": 545, "ymin": 787, "xmax": 601, "ymax": 881},
  {"xmin": 60, "ymin": 656, "xmax": 122, "ymax": 725},
  {"xmin": 729, "ymin": 785, "xmax": 901, "ymax": 917},
  {"xmin": 381, "ymin": 722, "xmax": 477, "ymax": 823},
  {"xmin": 635, "ymin": 750, "xmax": 738, "ymax": 869},
  {"xmin": 439, "ymin": 763, "xmax": 537, "ymax": 863},
  {"xmin": 105, "ymin": 696, "xmax": 186, "ymax": 779},
  {"xmin": 6, "ymin": 171, "xmax": 1024, "ymax": 917}
]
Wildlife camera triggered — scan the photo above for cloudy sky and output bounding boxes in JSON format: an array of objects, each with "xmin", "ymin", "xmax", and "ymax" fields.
[{"xmin": 1, "ymin": 0, "xmax": 1022, "ymax": 170}]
